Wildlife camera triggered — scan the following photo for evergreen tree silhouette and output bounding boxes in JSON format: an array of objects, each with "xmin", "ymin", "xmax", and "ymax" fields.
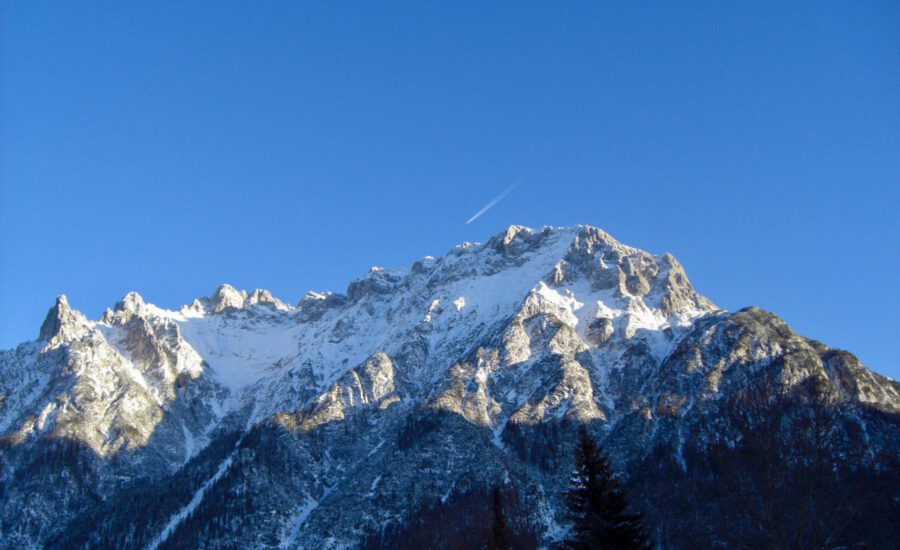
[
  {"xmin": 563, "ymin": 428, "xmax": 649, "ymax": 549},
  {"xmin": 487, "ymin": 485, "xmax": 513, "ymax": 550}
]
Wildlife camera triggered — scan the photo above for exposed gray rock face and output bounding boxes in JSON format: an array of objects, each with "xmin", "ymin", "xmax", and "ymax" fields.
[
  {"xmin": 0, "ymin": 225, "xmax": 896, "ymax": 549},
  {"xmin": 205, "ymin": 284, "xmax": 291, "ymax": 313},
  {"xmin": 38, "ymin": 295, "xmax": 91, "ymax": 347},
  {"xmin": 346, "ymin": 268, "xmax": 405, "ymax": 303},
  {"xmin": 211, "ymin": 284, "xmax": 246, "ymax": 312},
  {"xmin": 274, "ymin": 352, "xmax": 399, "ymax": 433}
]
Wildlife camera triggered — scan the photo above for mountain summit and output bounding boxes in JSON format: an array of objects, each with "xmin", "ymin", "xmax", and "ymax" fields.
[{"xmin": 1, "ymin": 225, "xmax": 897, "ymax": 548}]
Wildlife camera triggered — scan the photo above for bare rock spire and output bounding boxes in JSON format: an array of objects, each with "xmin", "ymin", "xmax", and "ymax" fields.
[{"xmin": 38, "ymin": 295, "xmax": 90, "ymax": 346}]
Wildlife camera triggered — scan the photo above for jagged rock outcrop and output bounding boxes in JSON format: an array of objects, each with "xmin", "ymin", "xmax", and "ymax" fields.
[
  {"xmin": 38, "ymin": 295, "xmax": 91, "ymax": 349},
  {"xmin": 205, "ymin": 284, "xmax": 290, "ymax": 313},
  {"xmin": 274, "ymin": 352, "xmax": 399, "ymax": 433}
]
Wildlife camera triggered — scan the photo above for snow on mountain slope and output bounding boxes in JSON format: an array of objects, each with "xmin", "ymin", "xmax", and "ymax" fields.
[
  {"xmin": 3, "ymin": 226, "xmax": 709, "ymax": 455},
  {"xmin": 4, "ymin": 224, "xmax": 895, "ymax": 464},
  {"xmin": 1, "ymin": 224, "xmax": 899, "ymax": 549}
]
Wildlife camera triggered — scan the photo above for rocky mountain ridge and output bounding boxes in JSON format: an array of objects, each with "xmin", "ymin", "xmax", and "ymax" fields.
[{"xmin": 0, "ymin": 224, "xmax": 897, "ymax": 549}]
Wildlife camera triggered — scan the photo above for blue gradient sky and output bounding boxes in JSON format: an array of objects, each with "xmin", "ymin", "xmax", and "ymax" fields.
[{"xmin": 1, "ymin": 3, "xmax": 897, "ymax": 377}]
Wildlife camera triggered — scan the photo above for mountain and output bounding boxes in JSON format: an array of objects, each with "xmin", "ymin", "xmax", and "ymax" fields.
[{"xmin": 1, "ymin": 225, "xmax": 897, "ymax": 549}]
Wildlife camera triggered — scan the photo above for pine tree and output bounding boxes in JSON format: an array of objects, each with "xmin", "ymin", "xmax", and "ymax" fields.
[
  {"xmin": 487, "ymin": 485, "xmax": 512, "ymax": 550},
  {"xmin": 563, "ymin": 428, "xmax": 649, "ymax": 550}
]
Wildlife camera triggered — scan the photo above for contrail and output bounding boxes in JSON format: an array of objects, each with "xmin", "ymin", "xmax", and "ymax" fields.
[{"xmin": 465, "ymin": 184, "xmax": 517, "ymax": 224}]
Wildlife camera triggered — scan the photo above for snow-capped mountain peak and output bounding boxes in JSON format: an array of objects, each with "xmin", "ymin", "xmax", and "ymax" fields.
[
  {"xmin": 1, "ymin": 224, "xmax": 897, "ymax": 549},
  {"xmin": 7, "ymin": 224, "xmax": 724, "ymax": 458}
]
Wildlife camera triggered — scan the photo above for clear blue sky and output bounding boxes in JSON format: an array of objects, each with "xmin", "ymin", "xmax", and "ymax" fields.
[{"xmin": 1, "ymin": 3, "xmax": 897, "ymax": 378}]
